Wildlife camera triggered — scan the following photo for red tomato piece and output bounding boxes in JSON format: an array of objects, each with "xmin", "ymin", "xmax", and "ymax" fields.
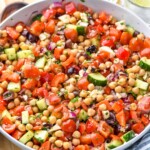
[
  {"xmin": 92, "ymin": 133, "xmax": 105, "ymax": 147},
  {"xmin": 101, "ymin": 36, "xmax": 115, "ymax": 48},
  {"xmin": 116, "ymin": 47, "xmax": 130, "ymax": 61},
  {"xmin": 112, "ymin": 100, "xmax": 124, "ymax": 113},
  {"xmin": 138, "ymin": 96, "xmax": 150, "ymax": 113},
  {"xmin": 43, "ymin": 9, "xmax": 57, "ymax": 19},
  {"xmin": 140, "ymin": 48, "xmax": 150, "ymax": 58},
  {"xmin": 116, "ymin": 110, "xmax": 126, "ymax": 127},
  {"xmin": 129, "ymin": 37, "xmax": 144, "ymax": 51},
  {"xmin": 77, "ymin": 3, "xmax": 93, "ymax": 14},
  {"xmin": 80, "ymin": 134, "xmax": 92, "ymax": 145},
  {"xmin": 109, "ymin": 27, "xmax": 121, "ymax": 41},
  {"xmin": 6, "ymin": 27, "xmax": 20, "ymax": 40},
  {"xmin": 45, "ymin": 19, "xmax": 55, "ymax": 34},
  {"xmin": 40, "ymin": 72, "xmax": 54, "ymax": 84},
  {"xmin": 96, "ymin": 51, "xmax": 110, "ymax": 62},
  {"xmin": 12, "ymin": 130, "xmax": 25, "ymax": 140},
  {"xmin": 65, "ymin": 2, "xmax": 76, "ymax": 14},
  {"xmin": 141, "ymin": 115, "xmax": 149, "ymax": 126},
  {"xmin": 2, "ymin": 124, "xmax": 16, "ymax": 134},
  {"xmin": 144, "ymin": 38, "xmax": 150, "ymax": 48},
  {"xmin": 52, "ymin": 34, "xmax": 61, "ymax": 43},
  {"xmin": 99, "ymin": 12, "xmax": 110, "ymax": 24},
  {"xmin": 75, "ymin": 145, "xmax": 89, "ymax": 150},
  {"xmin": 98, "ymin": 121, "xmax": 113, "ymax": 138},
  {"xmin": 77, "ymin": 77, "xmax": 89, "ymax": 90},
  {"xmin": 0, "ymin": 62, "xmax": 4, "ymax": 74},
  {"xmin": 51, "ymin": 73, "xmax": 65, "ymax": 87},
  {"xmin": 86, "ymin": 118, "xmax": 98, "ymax": 133},
  {"xmin": 22, "ymin": 79, "xmax": 37, "ymax": 89},
  {"xmin": 13, "ymin": 106, "xmax": 25, "ymax": 116},
  {"xmin": 79, "ymin": 123, "xmax": 86, "ymax": 134},
  {"xmin": 15, "ymin": 59, "xmax": 25, "ymax": 71},
  {"xmin": 32, "ymin": 45, "xmax": 41, "ymax": 57},
  {"xmin": 54, "ymin": 47, "xmax": 64, "ymax": 59},
  {"xmin": 30, "ymin": 20, "xmax": 45, "ymax": 36},
  {"xmin": 64, "ymin": 28, "xmax": 78, "ymax": 42},
  {"xmin": 61, "ymin": 119, "xmax": 76, "ymax": 133},
  {"xmin": 62, "ymin": 54, "xmax": 75, "ymax": 68},
  {"xmin": 23, "ymin": 64, "xmax": 40, "ymax": 78},
  {"xmin": 1, "ymin": 117, "xmax": 12, "ymax": 125},
  {"xmin": 132, "ymin": 123, "xmax": 145, "ymax": 134},
  {"xmin": 86, "ymin": 25, "xmax": 98, "ymax": 39},
  {"xmin": 47, "ymin": 94, "xmax": 61, "ymax": 105},
  {"xmin": 32, "ymin": 87, "xmax": 48, "ymax": 98},
  {"xmin": 39, "ymin": 141, "xmax": 51, "ymax": 150},
  {"xmin": 130, "ymin": 110, "xmax": 140, "ymax": 123},
  {"xmin": 120, "ymin": 32, "xmax": 132, "ymax": 45}
]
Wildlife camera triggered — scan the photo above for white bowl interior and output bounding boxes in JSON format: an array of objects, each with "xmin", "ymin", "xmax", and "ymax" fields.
[{"xmin": 0, "ymin": 0, "xmax": 150, "ymax": 150}]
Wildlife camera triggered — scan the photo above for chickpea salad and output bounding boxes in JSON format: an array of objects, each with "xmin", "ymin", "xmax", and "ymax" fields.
[{"xmin": 0, "ymin": 1, "xmax": 150, "ymax": 150}]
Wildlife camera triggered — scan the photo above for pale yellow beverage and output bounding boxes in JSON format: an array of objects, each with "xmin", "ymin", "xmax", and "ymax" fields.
[{"xmin": 130, "ymin": 0, "xmax": 150, "ymax": 7}]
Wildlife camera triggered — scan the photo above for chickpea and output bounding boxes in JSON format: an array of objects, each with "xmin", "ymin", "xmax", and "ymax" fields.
[
  {"xmin": 88, "ymin": 83, "xmax": 95, "ymax": 91},
  {"xmin": 49, "ymin": 116, "xmax": 56, "ymax": 124},
  {"xmin": 49, "ymin": 137, "xmax": 56, "ymax": 143},
  {"xmin": 51, "ymin": 87, "xmax": 58, "ymax": 93},
  {"xmin": 12, "ymin": 44, "xmax": 19, "ymax": 51},
  {"xmin": 108, "ymin": 82, "xmax": 117, "ymax": 89},
  {"xmin": 57, "ymin": 21, "xmax": 64, "ymax": 27},
  {"xmin": 97, "ymin": 95, "xmax": 104, "ymax": 102},
  {"xmin": 60, "ymin": 55, "xmax": 67, "ymax": 62},
  {"xmin": 56, "ymin": 119, "xmax": 62, "ymax": 126},
  {"xmin": 16, "ymin": 25, "xmax": 23, "ymax": 33},
  {"xmin": 8, "ymin": 102, "xmax": 15, "ymax": 109},
  {"xmin": 132, "ymin": 87, "xmax": 139, "ymax": 94},
  {"xmin": 105, "ymin": 61, "xmax": 112, "ymax": 68},
  {"xmin": 80, "ymin": 90, "xmax": 88, "ymax": 97},
  {"xmin": 48, "ymin": 105, "xmax": 54, "ymax": 113},
  {"xmin": 26, "ymin": 141, "xmax": 33, "ymax": 148},
  {"xmin": 18, "ymin": 124, "xmax": 26, "ymax": 132},
  {"xmin": 88, "ymin": 108, "xmax": 96, "ymax": 117},
  {"xmin": 66, "ymin": 84, "xmax": 75, "ymax": 93},
  {"xmin": 130, "ymin": 103, "xmax": 137, "ymax": 111},
  {"xmin": 33, "ymin": 106, "xmax": 39, "ymax": 113},
  {"xmin": 68, "ymin": 93, "xmax": 75, "ymax": 99},
  {"xmin": 79, "ymin": 56, "xmax": 85, "ymax": 62},
  {"xmin": 12, "ymin": 60, "xmax": 17, "ymax": 66},
  {"xmin": 68, "ymin": 102, "xmax": 74, "ymax": 109},
  {"xmin": 115, "ymin": 86, "xmax": 122, "ymax": 93},
  {"xmin": 41, "ymin": 116, "xmax": 48, "ymax": 122},
  {"xmin": 137, "ymin": 95, "xmax": 143, "ymax": 101},
  {"xmin": 26, "ymin": 124, "xmax": 33, "ymax": 130},
  {"xmin": 33, "ymin": 145, "xmax": 39, "ymax": 150},
  {"xmin": 55, "ymin": 140, "xmax": 63, "ymax": 147},
  {"xmin": 72, "ymin": 138, "xmax": 80, "ymax": 146},
  {"xmin": 83, "ymin": 97, "xmax": 92, "ymax": 105},
  {"xmin": 41, "ymin": 16, "xmax": 46, "ymax": 22},
  {"xmin": 43, "ymin": 110, "xmax": 50, "ymax": 117},
  {"xmin": 106, "ymin": 95, "xmax": 114, "ymax": 101},
  {"xmin": 128, "ymin": 78, "xmax": 135, "ymax": 86},
  {"xmin": 137, "ymin": 33, "xmax": 144, "ymax": 40},
  {"xmin": 84, "ymin": 40, "xmax": 91, "ymax": 46},
  {"xmin": 20, "ymin": 44, "xmax": 29, "ymax": 50},
  {"xmin": 63, "ymin": 142, "xmax": 71, "ymax": 149},
  {"xmin": 118, "ymin": 78, "xmax": 126, "ymax": 86},
  {"xmin": 7, "ymin": 65, "xmax": 14, "ymax": 71},
  {"xmin": 139, "ymin": 69, "xmax": 145, "ymax": 76},
  {"xmin": 0, "ymin": 81, "xmax": 8, "ymax": 89},
  {"xmin": 0, "ymin": 54, "xmax": 7, "ymax": 60},
  {"xmin": 73, "ymin": 11, "xmax": 80, "ymax": 19},
  {"xmin": 72, "ymin": 131, "xmax": 81, "ymax": 138},
  {"xmin": 99, "ymin": 104, "xmax": 107, "ymax": 111},
  {"xmin": 132, "ymin": 66, "xmax": 140, "ymax": 73},
  {"xmin": 0, "ymin": 87, "xmax": 4, "ymax": 95},
  {"xmin": 99, "ymin": 63, "xmax": 106, "ymax": 70},
  {"xmin": 13, "ymin": 98, "xmax": 20, "ymax": 106},
  {"xmin": 74, "ymin": 100, "xmax": 81, "ymax": 108},
  {"xmin": 15, "ymin": 120, "xmax": 21, "ymax": 127},
  {"xmin": 55, "ymin": 130, "xmax": 64, "ymax": 137},
  {"xmin": 19, "ymin": 35, "xmax": 26, "ymax": 42},
  {"xmin": 132, "ymin": 54, "xmax": 139, "ymax": 61},
  {"xmin": 147, "ymin": 78, "xmax": 150, "ymax": 84},
  {"xmin": 6, "ymin": 60, "xmax": 11, "ymax": 65},
  {"xmin": 78, "ymin": 35, "xmax": 84, "ymax": 42},
  {"xmin": 70, "ymin": 17, "xmax": 77, "ymax": 24},
  {"xmin": 93, "ymin": 13, "xmax": 98, "ymax": 20},
  {"xmin": 129, "ymin": 73, "xmax": 136, "ymax": 79}
]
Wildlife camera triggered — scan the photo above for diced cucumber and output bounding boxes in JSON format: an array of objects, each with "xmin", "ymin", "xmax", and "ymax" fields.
[
  {"xmin": 2, "ymin": 110, "xmax": 12, "ymax": 120},
  {"xmin": 66, "ymin": 24, "xmax": 76, "ymax": 30},
  {"xmin": 80, "ymin": 13, "xmax": 88, "ymax": 22},
  {"xmin": 22, "ymin": 111, "xmax": 29, "ymax": 124},
  {"xmin": 107, "ymin": 140, "xmax": 123, "ymax": 149},
  {"xmin": 102, "ymin": 110, "xmax": 110, "ymax": 119},
  {"xmin": 7, "ymin": 82, "xmax": 21, "ymax": 92},
  {"xmin": 19, "ymin": 131, "xmax": 34, "ymax": 144},
  {"xmin": 76, "ymin": 26, "xmax": 85, "ymax": 35},
  {"xmin": 78, "ymin": 109, "xmax": 88, "ymax": 121},
  {"xmin": 121, "ymin": 130, "xmax": 135, "ymax": 142},
  {"xmin": 88, "ymin": 73, "xmax": 107, "ymax": 86},
  {"xmin": 135, "ymin": 79, "xmax": 149, "ymax": 90},
  {"xmin": 91, "ymin": 37, "xmax": 99, "ymax": 47},
  {"xmin": 35, "ymin": 57, "xmax": 46, "ymax": 69},
  {"xmin": 17, "ymin": 50, "xmax": 34, "ymax": 59},
  {"xmin": 36, "ymin": 99, "xmax": 47, "ymax": 111},
  {"xmin": 59, "ymin": 14, "xmax": 70, "ymax": 23},
  {"xmin": 139, "ymin": 57, "xmax": 150, "ymax": 71},
  {"xmin": 125, "ymin": 25, "xmax": 135, "ymax": 35},
  {"xmin": 34, "ymin": 130, "xmax": 48, "ymax": 143},
  {"xmin": 5, "ymin": 48, "xmax": 16, "ymax": 60}
]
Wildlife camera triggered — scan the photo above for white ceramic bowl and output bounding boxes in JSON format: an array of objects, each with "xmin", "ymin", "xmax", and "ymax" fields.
[{"xmin": 0, "ymin": 0, "xmax": 150, "ymax": 150}]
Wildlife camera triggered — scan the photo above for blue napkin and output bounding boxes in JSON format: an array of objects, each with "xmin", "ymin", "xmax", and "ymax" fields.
[{"xmin": 127, "ymin": 133, "xmax": 150, "ymax": 150}]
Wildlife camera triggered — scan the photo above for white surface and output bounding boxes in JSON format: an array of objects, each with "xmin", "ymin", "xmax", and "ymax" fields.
[{"xmin": 0, "ymin": 0, "xmax": 150, "ymax": 150}]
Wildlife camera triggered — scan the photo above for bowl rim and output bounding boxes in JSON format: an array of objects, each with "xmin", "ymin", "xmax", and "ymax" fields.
[{"xmin": 0, "ymin": 0, "xmax": 150, "ymax": 150}]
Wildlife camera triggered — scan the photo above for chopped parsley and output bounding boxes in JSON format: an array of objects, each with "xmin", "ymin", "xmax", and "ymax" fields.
[{"xmin": 71, "ymin": 96, "xmax": 79, "ymax": 103}]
